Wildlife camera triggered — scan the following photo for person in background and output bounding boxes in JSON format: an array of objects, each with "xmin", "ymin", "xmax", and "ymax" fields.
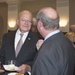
[
  {"xmin": 31, "ymin": 7, "xmax": 75, "ymax": 75},
  {"xmin": 31, "ymin": 18, "xmax": 38, "ymax": 33},
  {"xmin": 31, "ymin": 18, "xmax": 43, "ymax": 39},
  {"xmin": 65, "ymin": 32, "xmax": 75, "ymax": 47},
  {"xmin": 0, "ymin": 10, "xmax": 39, "ymax": 75},
  {"xmin": 70, "ymin": 24, "xmax": 75, "ymax": 33},
  {"xmin": 65, "ymin": 32, "xmax": 75, "ymax": 75}
]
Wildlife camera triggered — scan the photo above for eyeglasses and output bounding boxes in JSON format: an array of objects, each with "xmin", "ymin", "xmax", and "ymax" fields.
[{"xmin": 19, "ymin": 19, "xmax": 32, "ymax": 24}]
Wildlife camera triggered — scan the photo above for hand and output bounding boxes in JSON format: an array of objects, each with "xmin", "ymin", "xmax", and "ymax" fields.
[
  {"xmin": 17, "ymin": 64, "xmax": 31, "ymax": 74},
  {"xmin": 36, "ymin": 39, "xmax": 44, "ymax": 50},
  {"xmin": 0, "ymin": 69, "xmax": 4, "ymax": 73}
]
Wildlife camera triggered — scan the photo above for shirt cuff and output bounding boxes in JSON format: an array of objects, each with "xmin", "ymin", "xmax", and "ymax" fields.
[{"xmin": 28, "ymin": 71, "xmax": 31, "ymax": 75}]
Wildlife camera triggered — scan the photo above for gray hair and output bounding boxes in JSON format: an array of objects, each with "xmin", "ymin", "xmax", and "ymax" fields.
[{"xmin": 36, "ymin": 12, "xmax": 60, "ymax": 30}]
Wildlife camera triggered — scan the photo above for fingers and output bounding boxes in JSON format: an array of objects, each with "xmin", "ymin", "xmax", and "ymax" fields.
[
  {"xmin": 0, "ymin": 69, "xmax": 5, "ymax": 73},
  {"xmin": 17, "ymin": 65, "xmax": 25, "ymax": 74},
  {"xmin": 17, "ymin": 64, "xmax": 31, "ymax": 74},
  {"xmin": 36, "ymin": 39, "xmax": 44, "ymax": 50}
]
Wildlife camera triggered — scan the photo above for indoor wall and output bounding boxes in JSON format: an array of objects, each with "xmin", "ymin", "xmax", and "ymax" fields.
[
  {"xmin": 19, "ymin": 0, "xmax": 56, "ymax": 17},
  {"xmin": 69, "ymin": 0, "xmax": 75, "ymax": 25},
  {"xmin": 0, "ymin": 2, "xmax": 8, "ymax": 45}
]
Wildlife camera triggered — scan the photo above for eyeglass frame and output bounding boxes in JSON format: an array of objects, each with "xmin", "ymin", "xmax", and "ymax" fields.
[{"xmin": 18, "ymin": 19, "xmax": 32, "ymax": 24}]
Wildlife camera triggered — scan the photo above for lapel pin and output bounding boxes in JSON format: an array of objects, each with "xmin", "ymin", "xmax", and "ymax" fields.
[{"xmin": 28, "ymin": 38, "xmax": 31, "ymax": 40}]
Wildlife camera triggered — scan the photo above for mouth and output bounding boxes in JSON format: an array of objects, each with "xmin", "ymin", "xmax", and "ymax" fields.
[{"xmin": 23, "ymin": 25, "xmax": 28, "ymax": 27}]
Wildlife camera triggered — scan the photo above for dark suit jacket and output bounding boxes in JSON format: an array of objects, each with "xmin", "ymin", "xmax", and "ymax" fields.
[
  {"xmin": 0, "ymin": 30, "xmax": 39, "ymax": 67},
  {"xmin": 32, "ymin": 32, "xmax": 75, "ymax": 75}
]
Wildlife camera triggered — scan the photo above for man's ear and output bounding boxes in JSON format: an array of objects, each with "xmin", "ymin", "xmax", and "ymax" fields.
[{"xmin": 38, "ymin": 20, "xmax": 43, "ymax": 29}]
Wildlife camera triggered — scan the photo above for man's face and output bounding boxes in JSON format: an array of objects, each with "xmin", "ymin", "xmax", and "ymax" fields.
[
  {"xmin": 71, "ymin": 28, "xmax": 75, "ymax": 32},
  {"xmin": 17, "ymin": 12, "xmax": 32, "ymax": 33}
]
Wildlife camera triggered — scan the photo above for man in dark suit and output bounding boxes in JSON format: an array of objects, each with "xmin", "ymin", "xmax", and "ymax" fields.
[
  {"xmin": 0, "ymin": 10, "xmax": 39, "ymax": 74},
  {"xmin": 31, "ymin": 7, "xmax": 75, "ymax": 75}
]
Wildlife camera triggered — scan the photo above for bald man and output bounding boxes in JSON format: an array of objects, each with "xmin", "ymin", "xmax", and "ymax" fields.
[
  {"xmin": 0, "ymin": 10, "xmax": 39, "ymax": 75},
  {"xmin": 31, "ymin": 7, "xmax": 75, "ymax": 75},
  {"xmin": 70, "ymin": 25, "xmax": 75, "ymax": 32}
]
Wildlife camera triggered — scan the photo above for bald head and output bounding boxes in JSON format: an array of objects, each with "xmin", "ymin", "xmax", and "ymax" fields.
[
  {"xmin": 70, "ymin": 25, "xmax": 75, "ymax": 32},
  {"xmin": 38, "ymin": 7, "xmax": 58, "ymax": 19},
  {"xmin": 36, "ymin": 7, "xmax": 59, "ymax": 30},
  {"xmin": 18, "ymin": 10, "xmax": 32, "ymax": 20}
]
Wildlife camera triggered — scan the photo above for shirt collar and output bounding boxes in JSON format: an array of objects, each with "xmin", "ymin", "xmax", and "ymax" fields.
[
  {"xmin": 45, "ymin": 29, "xmax": 60, "ymax": 40},
  {"xmin": 16, "ymin": 29, "xmax": 29, "ymax": 35}
]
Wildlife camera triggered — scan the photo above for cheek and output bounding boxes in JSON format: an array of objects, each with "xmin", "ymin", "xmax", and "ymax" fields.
[
  {"xmin": 29, "ymin": 24, "xmax": 31, "ymax": 28},
  {"xmin": 28, "ymin": 24, "xmax": 31, "ymax": 30},
  {"xmin": 37, "ymin": 27, "xmax": 39, "ymax": 32},
  {"xmin": 37, "ymin": 25, "xmax": 39, "ymax": 30}
]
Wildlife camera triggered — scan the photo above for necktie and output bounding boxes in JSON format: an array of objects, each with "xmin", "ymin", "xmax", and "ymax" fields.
[{"xmin": 15, "ymin": 33, "xmax": 24, "ymax": 57}]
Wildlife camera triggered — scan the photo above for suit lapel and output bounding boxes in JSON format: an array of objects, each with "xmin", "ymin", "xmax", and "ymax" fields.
[
  {"xmin": 16, "ymin": 31, "xmax": 31, "ymax": 57},
  {"xmin": 23, "ymin": 31, "xmax": 31, "ymax": 47}
]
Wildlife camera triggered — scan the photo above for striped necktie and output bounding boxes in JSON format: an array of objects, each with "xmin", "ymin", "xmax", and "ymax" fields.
[{"xmin": 15, "ymin": 33, "xmax": 24, "ymax": 57}]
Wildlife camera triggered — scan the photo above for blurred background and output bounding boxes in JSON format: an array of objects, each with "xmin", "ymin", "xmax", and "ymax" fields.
[{"xmin": 0, "ymin": 0, "xmax": 74, "ymax": 44}]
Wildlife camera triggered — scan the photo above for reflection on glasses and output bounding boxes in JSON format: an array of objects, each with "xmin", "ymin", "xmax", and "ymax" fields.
[{"xmin": 19, "ymin": 19, "xmax": 32, "ymax": 23}]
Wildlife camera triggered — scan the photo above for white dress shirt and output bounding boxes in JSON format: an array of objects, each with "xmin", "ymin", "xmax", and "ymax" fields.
[{"xmin": 14, "ymin": 29, "xmax": 29, "ymax": 50}]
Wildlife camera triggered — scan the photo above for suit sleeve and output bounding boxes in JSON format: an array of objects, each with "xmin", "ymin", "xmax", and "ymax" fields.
[{"xmin": 0, "ymin": 34, "xmax": 7, "ymax": 64}]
